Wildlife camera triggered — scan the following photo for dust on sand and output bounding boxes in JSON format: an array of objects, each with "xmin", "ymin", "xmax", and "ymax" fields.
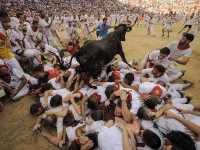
[{"xmin": 0, "ymin": 23, "xmax": 200, "ymax": 150}]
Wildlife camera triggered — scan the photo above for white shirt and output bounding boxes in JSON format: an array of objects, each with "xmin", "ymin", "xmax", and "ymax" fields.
[
  {"xmin": 148, "ymin": 50, "xmax": 170, "ymax": 68},
  {"xmin": 141, "ymin": 68, "xmax": 170, "ymax": 85},
  {"xmin": 139, "ymin": 82, "xmax": 166, "ymax": 98},
  {"xmin": 66, "ymin": 123, "xmax": 84, "ymax": 141},
  {"xmin": 98, "ymin": 124, "xmax": 123, "ymax": 150},
  {"xmin": 167, "ymin": 41, "xmax": 192, "ymax": 58},
  {"xmin": 87, "ymin": 86, "xmax": 107, "ymax": 103}
]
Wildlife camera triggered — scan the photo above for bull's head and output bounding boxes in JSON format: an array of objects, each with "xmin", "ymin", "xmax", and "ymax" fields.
[{"xmin": 114, "ymin": 24, "xmax": 132, "ymax": 41}]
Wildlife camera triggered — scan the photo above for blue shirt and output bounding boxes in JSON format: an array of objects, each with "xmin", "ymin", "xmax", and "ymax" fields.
[{"xmin": 97, "ymin": 24, "xmax": 111, "ymax": 38}]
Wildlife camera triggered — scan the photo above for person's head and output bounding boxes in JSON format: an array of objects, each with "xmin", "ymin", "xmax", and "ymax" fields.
[
  {"xmin": 37, "ymin": 72, "xmax": 50, "ymax": 85},
  {"xmin": 0, "ymin": 10, "xmax": 9, "ymax": 21},
  {"xmin": 68, "ymin": 20, "xmax": 72, "ymax": 26},
  {"xmin": 144, "ymin": 94, "xmax": 159, "ymax": 109},
  {"xmin": 63, "ymin": 112, "xmax": 77, "ymax": 127},
  {"xmin": 50, "ymin": 95, "xmax": 62, "ymax": 108},
  {"xmin": 68, "ymin": 133, "xmax": 98, "ymax": 150},
  {"xmin": 123, "ymin": 73, "xmax": 134, "ymax": 85},
  {"xmin": 2, "ymin": 20, "xmax": 12, "ymax": 30},
  {"xmin": 16, "ymin": 12, "xmax": 25, "ymax": 21},
  {"xmin": 36, "ymin": 40, "xmax": 45, "ymax": 49},
  {"xmin": 137, "ymin": 106, "xmax": 152, "ymax": 120},
  {"xmin": 179, "ymin": 33, "xmax": 194, "ymax": 45},
  {"xmin": 158, "ymin": 47, "xmax": 170, "ymax": 60},
  {"xmin": 114, "ymin": 99, "xmax": 131, "ymax": 117},
  {"xmin": 103, "ymin": 18, "xmax": 107, "ymax": 24},
  {"xmin": 105, "ymin": 85, "xmax": 117, "ymax": 98},
  {"xmin": 156, "ymin": 80, "xmax": 166, "ymax": 88},
  {"xmin": 90, "ymin": 110, "xmax": 104, "ymax": 121},
  {"xmin": 42, "ymin": 115, "xmax": 57, "ymax": 127},
  {"xmin": 152, "ymin": 65, "xmax": 165, "ymax": 77},
  {"xmin": 142, "ymin": 129, "xmax": 161, "ymax": 149},
  {"xmin": 40, "ymin": 83, "xmax": 53, "ymax": 95},
  {"xmin": 45, "ymin": 15, "xmax": 49, "ymax": 22},
  {"xmin": 32, "ymin": 20, "xmax": 39, "ymax": 28},
  {"xmin": 0, "ymin": 66, "xmax": 9, "ymax": 77},
  {"xmin": 88, "ymin": 96, "xmax": 99, "ymax": 110},
  {"xmin": 30, "ymin": 103, "xmax": 45, "ymax": 115},
  {"xmin": 165, "ymin": 131, "xmax": 196, "ymax": 150}
]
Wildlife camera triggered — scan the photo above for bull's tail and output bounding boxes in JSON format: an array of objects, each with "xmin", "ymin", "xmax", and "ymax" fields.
[
  {"xmin": 66, "ymin": 52, "xmax": 77, "ymax": 70},
  {"xmin": 48, "ymin": 51, "xmax": 66, "ymax": 70}
]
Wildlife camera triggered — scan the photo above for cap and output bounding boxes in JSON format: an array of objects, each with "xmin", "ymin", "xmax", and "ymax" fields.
[{"xmin": 183, "ymin": 33, "xmax": 194, "ymax": 42}]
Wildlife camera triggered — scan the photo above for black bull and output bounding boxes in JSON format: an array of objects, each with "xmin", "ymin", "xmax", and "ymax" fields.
[{"xmin": 68, "ymin": 24, "xmax": 133, "ymax": 88}]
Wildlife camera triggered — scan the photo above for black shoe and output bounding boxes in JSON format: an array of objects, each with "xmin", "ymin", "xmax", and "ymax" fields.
[
  {"xmin": 183, "ymin": 80, "xmax": 194, "ymax": 86},
  {"xmin": 185, "ymin": 96, "xmax": 193, "ymax": 104},
  {"xmin": 178, "ymin": 91, "xmax": 185, "ymax": 98},
  {"xmin": 180, "ymin": 70, "xmax": 186, "ymax": 77}
]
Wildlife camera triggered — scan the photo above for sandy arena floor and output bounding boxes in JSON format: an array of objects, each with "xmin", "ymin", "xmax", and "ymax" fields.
[{"xmin": 0, "ymin": 23, "xmax": 200, "ymax": 150}]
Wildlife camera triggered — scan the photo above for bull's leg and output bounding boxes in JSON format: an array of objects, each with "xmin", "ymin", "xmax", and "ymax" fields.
[{"xmin": 118, "ymin": 50, "xmax": 132, "ymax": 68}]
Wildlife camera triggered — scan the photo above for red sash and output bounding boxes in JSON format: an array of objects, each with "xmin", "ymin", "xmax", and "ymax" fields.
[
  {"xmin": 150, "ymin": 86, "xmax": 163, "ymax": 97},
  {"xmin": 177, "ymin": 43, "xmax": 190, "ymax": 50}
]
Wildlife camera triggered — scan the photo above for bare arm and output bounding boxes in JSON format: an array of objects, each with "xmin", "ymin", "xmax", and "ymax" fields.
[
  {"xmin": 42, "ymin": 130, "xmax": 63, "ymax": 146},
  {"xmin": 80, "ymin": 95, "xmax": 89, "ymax": 120},
  {"xmin": 70, "ymin": 93, "xmax": 82, "ymax": 115},
  {"xmin": 5, "ymin": 32, "xmax": 11, "ymax": 48},
  {"xmin": 164, "ymin": 111, "xmax": 200, "ymax": 141},
  {"xmin": 117, "ymin": 122, "xmax": 132, "ymax": 150},
  {"xmin": 172, "ymin": 56, "xmax": 190, "ymax": 65},
  {"xmin": 43, "ymin": 90, "xmax": 53, "ymax": 108}
]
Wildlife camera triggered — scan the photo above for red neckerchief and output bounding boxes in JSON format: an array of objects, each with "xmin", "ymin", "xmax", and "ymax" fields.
[
  {"xmin": 92, "ymin": 92, "xmax": 101, "ymax": 102},
  {"xmin": 31, "ymin": 26, "xmax": 37, "ymax": 32},
  {"xmin": 177, "ymin": 43, "xmax": 190, "ymax": 50},
  {"xmin": 102, "ymin": 23, "xmax": 106, "ymax": 29},
  {"xmin": 113, "ymin": 83, "xmax": 120, "ymax": 90},
  {"xmin": 112, "ymin": 71, "xmax": 121, "ymax": 80}
]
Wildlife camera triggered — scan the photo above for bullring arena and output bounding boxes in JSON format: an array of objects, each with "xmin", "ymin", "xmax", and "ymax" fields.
[{"xmin": 0, "ymin": 0, "xmax": 200, "ymax": 150}]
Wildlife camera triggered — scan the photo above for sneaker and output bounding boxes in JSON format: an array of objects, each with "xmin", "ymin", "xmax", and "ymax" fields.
[
  {"xmin": 185, "ymin": 96, "xmax": 193, "ymax": 104},
  {"xmin": 183, "ymin": 80, "xmax": 194, "ymax": 86},
  {"xmin": 178, "ymin": 91, "xmax": 185, "ymax": 98},
  {"xmin": 180, "ymin": 70, "xmax": 186, "ymax": 77}
]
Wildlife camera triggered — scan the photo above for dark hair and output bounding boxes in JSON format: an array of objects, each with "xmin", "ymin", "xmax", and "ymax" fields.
[
  {"xmin": 50, "ymin": 95, "xmax": 62, "ymax": 108},
  {"xmin": 171, "ymin": 145, "xmax": 184, "ymax": 150},
  {"xmin": 107, "ymin": 75, "xmax": 115, "ymax": 82},
  {"xmin": 38, "ymin": 72, "xmax": 50, "ymax": 85},
  {"xmin": 154, "ymin": 65, "xmax": 165, "ymax": 73},
  {"xmin": 63, "ymin": 113, "xmax": 78, "ymax": 127},
  {"xmin": 160, "ymin": 47, "xmax": 170, "ymax": 55},
  {"xmin": 103, "ymin": 18, "xmax": 107, "ymax": 21},
  {"xmin": 117, "ymin": 99, "xmax": 131, "ymax": 110},
  {"xmin": 105, "ymin": 85, "xmax": 117, "ymax": 98},
  {"xmin": 29, "ymin": 84, "xmax": 40, "ymax": 92},
  {"xmin": 166, "ymin": 131, "xmax": 196, "ymax": 150},
  {"xmin": 88, "ymin": 96, "xmax": 98, "ymax": 110},
  {"xmin": 144, "ymin": 94, "xmax": 159, "ymax": 109},
  {"xmin": 90, "ymin": 110, "xmax": 103, "ymax": 121},
  {"xmin": 40, "ymin": 83, "xmax": 53, "ymax": 93},
  {"xmin": 16, "ymin": 12, "xmax": 23, "ymax": 18},
  {"xmin": 137, "ymin": 107, "xmax": 150, "ymax": 120},
  {"xmin": 32, "ymin": 20, "xmax": 38, "ymax": 25},
  {"xmin": 143, "ymin": 129, "xmax": 161, "ymax": 149},
  {"xmin": 30, "ymin": 103, "xmax": 41, "ymax": 115},
  {"xmin": 124, "ymin": 73, "xmax": 134, "ymax": 85},
  {"xmin": 68, "ymin": 133, "xmax": 98, "ymax": 150},
  {"xmin": 34, "ymin": 64, "xmax": 43, "ymax": 72},
  {"xmin": 156, "ymin": 80, "xmax": 166, "ymax": 88}
]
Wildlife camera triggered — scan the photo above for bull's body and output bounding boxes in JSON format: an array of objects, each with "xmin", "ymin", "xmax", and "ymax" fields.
[{"xmin": 68, "ymin": 24, "xmax": 133, "ymax": 88}]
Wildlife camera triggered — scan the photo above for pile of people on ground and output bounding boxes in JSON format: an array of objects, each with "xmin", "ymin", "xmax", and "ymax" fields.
[{"xmin": 0, "ymin": 3, "xmax": 200, "ymax": 150}]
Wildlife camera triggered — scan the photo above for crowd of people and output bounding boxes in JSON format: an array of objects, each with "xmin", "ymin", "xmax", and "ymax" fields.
[{"xmin": 0, "ymin": 0, "xmax": 200, "ymax": 150}]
